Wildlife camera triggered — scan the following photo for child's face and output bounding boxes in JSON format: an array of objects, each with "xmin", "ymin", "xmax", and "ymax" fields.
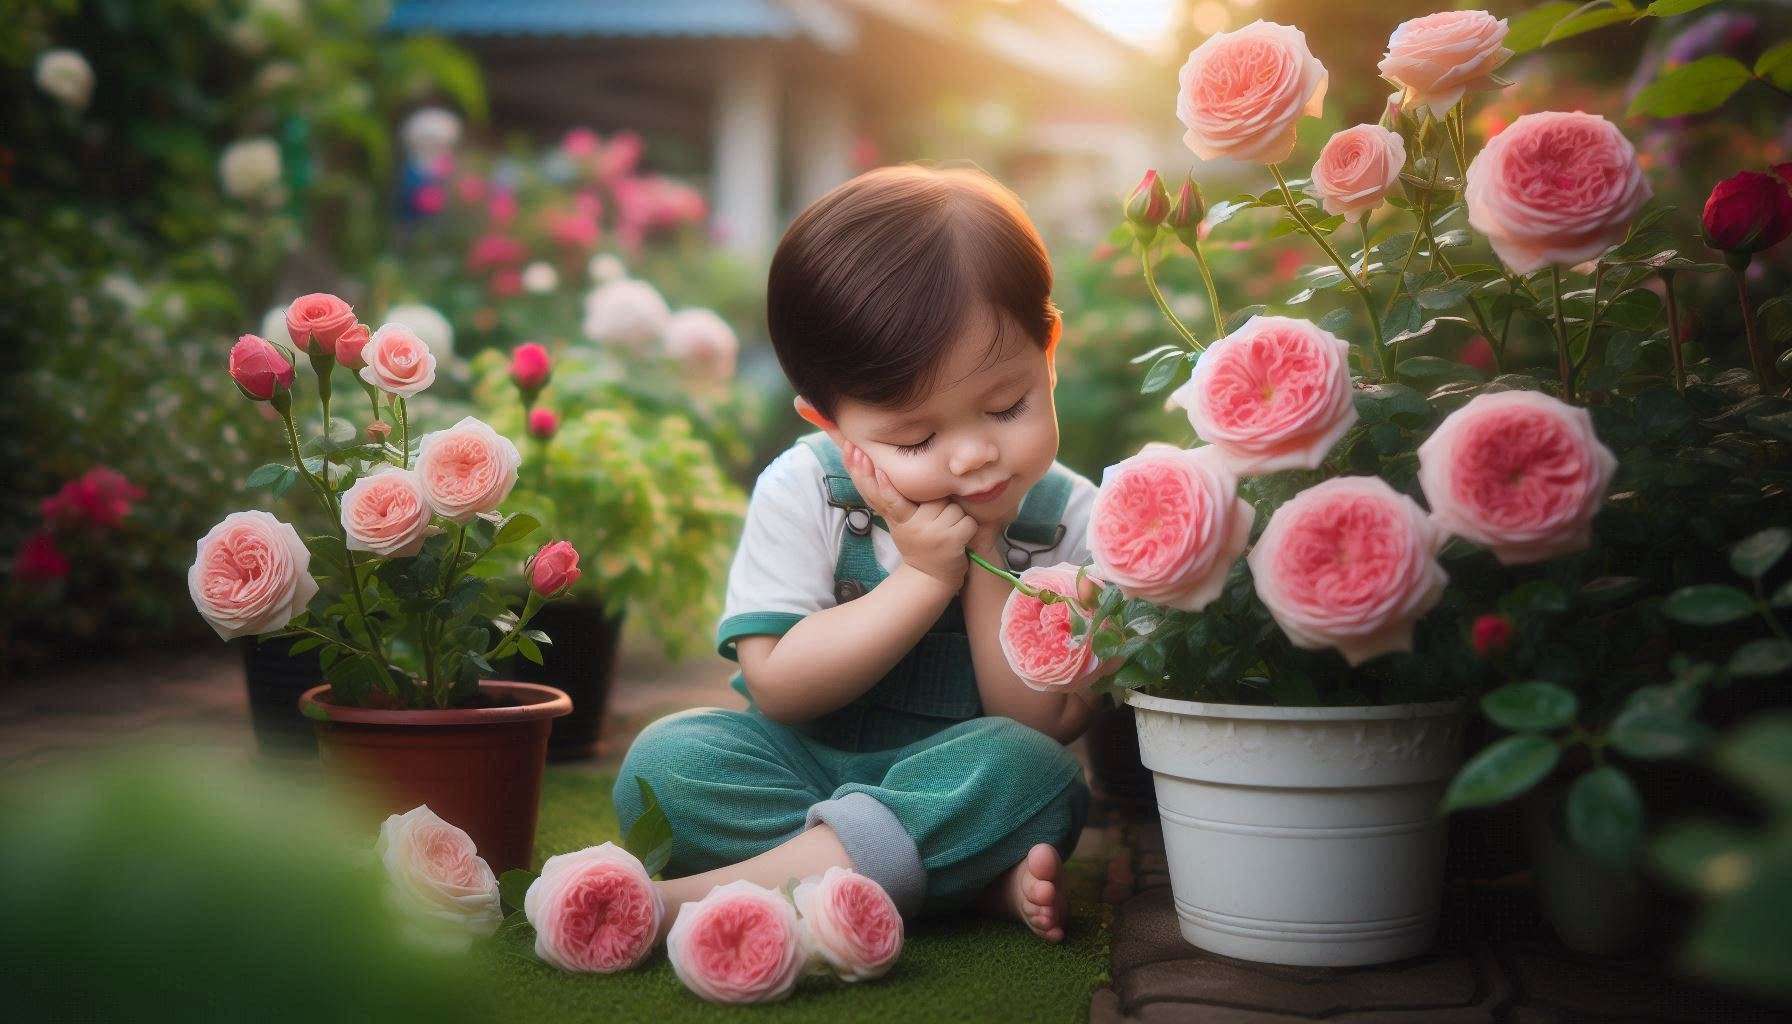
[{"xmin": 813, "ymin": 305, "xmax": 1060, "ymax": 526}]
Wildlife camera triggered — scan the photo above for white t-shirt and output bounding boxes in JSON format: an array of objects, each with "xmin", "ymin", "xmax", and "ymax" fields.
[{"xmin": 715, "ymin": 441, "xmax": 1099, "ymax": 660}]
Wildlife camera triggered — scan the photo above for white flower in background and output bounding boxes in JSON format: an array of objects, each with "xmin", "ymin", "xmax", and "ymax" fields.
[
  {"xmin": 100, "ymin": 274, "xmax": 148, "ymax": 312},
  {"xmin": 662, "ymin": 308, "xmax": 738, "ymax": 382},
  {"xmin": 35, "ymin": 49, "xmax": 94, "ymax": 110},
  {"xmin": 402, "ymin": 107, "xmax": 462, "ymax": 164},
  {"xmin": 588, "ymin": 253, "xmax": 627, "ymax": 283},
  {"xmin": 581, "ymin": 278, "xmax": 670, "ymax": 351},
  {"xmin": 521, "ymin": 261, "xmax": 559, "ymax": 294},
  {"xmin": 384, "ymin": 302, "xmax": 456, "ymax": 363},
  {"xmin": 219, "ymin": 137, "xmax": 283, "ymax": 202},
  {"xmin": 253, "ymin": 61, "xmax": 300, "ymax": 94},
  {"xmin": 260, "ymin": 304, "xmax": 288, "ymax": 347}
]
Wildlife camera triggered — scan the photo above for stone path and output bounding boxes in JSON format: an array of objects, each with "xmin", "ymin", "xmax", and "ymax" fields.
[{"xmin": 1090, "ymin": 816, "xmax": 1788, "ymax": 1023}]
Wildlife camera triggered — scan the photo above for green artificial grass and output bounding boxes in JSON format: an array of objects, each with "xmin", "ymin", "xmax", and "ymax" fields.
[{"xmin": 479, "ymin": 770, "xmax": 1110, "ymax": 1023}]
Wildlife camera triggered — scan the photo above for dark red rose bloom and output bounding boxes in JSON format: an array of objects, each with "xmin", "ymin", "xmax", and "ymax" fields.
[
  {"xmin": 1701, "ymin": 168, "xmax": 1792, "ymax": 255},
  {"xmin": 1470, "ymin": 613, "xmax": 1514, "ymax": 657}
]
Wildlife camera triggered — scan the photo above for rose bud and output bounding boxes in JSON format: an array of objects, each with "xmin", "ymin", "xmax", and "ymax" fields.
[
  {"xmin": 1167, "ymin": 175, "xmax": 1205, "ymax": 248},
  {"xmin": 510, "ymin": 341, "xmax": 553, "ymax": 393},
  {"xmin": 527, "ymin": 407, "xmax": 559, "ymax": 441},
  {"xmin": 366, "ymin": 420, "xmax": 392, "ymax": 443},
  {"xmin": 1701, "ymin": 167, "xmax": 1792, "ymax": 260},
  {"xmin": 1124, "ymin": 169, "xmax": 1171, "ymax": 241},
  {"xmin": 334, "ymin": 322, "xmax": 372, "ymax": 370},
  {"xmin": 228, "ymin": 334, "xmax": 295, "ymax": 402},
  {"xmin": 1471, "ymin": 613, "xmax": 1514, "ymax": 657},
  {"xmin": 529, "ymin": 540, "xmax": 581, "ymax": 598}
]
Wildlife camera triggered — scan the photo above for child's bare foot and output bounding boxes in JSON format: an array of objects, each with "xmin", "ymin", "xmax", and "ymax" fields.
[{"xmin": 981, "ymin": 843, "xmax": 1067, "ymax": 942}]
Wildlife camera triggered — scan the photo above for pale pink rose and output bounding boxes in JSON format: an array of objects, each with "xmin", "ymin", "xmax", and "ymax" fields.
[
  {"xmin": 666, "ymin": 880, "xmax": 806, "ymax": 1004},
  {"xmin": 377, "ymin": 805, "xmax": 501, "ymax": 952},
  {"xmin": 284, "ymin": 292, "xmax": 356, "ymax": 354},
  {"xmin": 333, "ymin": 322, "xmax": 371, "ymax": 370},
  {"xmin": 1465, "ymin": 111, "xmax": 1651, "ymax": 274},
  {"xmin": 1247, "ymin": 477, "xmax": 1447, "ymax": 666},
  {"xmin": 341, "ymin": 466, "xmax": 434, "ymax": 558},
  {"xmin": 661, "ymin": 308, "xmax": 738, "ymax": 381},
  {"xmin": 1311, "ymin": 125, "xmax": 1406, "ymax": 223},
  {"xmin": 187, "ymin": 510, "xmax": 318, "ymax": 641},
  {"xmin": 1176, "ymin": 21, "xmax": 1328, "ymax": 164},
  {"xmin": 1088, "ymin": 444, "xmax": 1253, "ymax": 613},
  {"xmin": 1417, "ymin": 391, "xmax": 1616, "ymax": 565},
  {"xmin": 358, "ymin": 322, "xmax": 438, "ymax": 398},
  {"xmin": 414, "ymin": 416, "xmax": 521, "ymax": 524},
  {"xmin": 529, "ymin": 540, "xmax": 582, "ymax": 598},
  {"xmin": 1379, "ymin": 11, "xmax": 1512, "ymax": 118},
  {"xmin": 524, "ymin": 842, "xmax": 664, "ymax": 974},
  {"xmin": 1169, "ymin": 316, "xmax": 1357, "ymax": 475},
  {"xmin": 792, "ymin": 867, "xmax": 903, "ymax": 983},
  {"xmin": 999, "ymin": 562, "xmax": 1118, "ymax": 693}
]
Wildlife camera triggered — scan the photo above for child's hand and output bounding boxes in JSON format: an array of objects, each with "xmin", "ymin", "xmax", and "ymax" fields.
[{"xmin": 840, "ymin": 440, "xmax": 977, "ymax": 590}]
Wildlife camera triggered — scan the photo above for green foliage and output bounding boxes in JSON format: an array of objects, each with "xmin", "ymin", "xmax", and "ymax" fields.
[
  {"xmin": 1629, "ymin": 55, "xmax": 1755, "ymax": 117},
  {"xmin": 622, "ymin": 777, "xmax": 674, "ymax": 878}
]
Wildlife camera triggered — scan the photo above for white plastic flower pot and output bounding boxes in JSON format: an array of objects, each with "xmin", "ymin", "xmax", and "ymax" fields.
[{"xmin": 1126, "ymin": 690, "xmax": 1467, "ymax": 967}]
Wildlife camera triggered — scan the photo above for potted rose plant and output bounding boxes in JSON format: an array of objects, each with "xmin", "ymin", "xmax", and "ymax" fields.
[
  {"xmin": 976, "ymin": 11, "xmax": 1789, "ymax": 968},
  {"xmin": 190, "ymin": 292, "xmax": 583, "ymax": 873}
]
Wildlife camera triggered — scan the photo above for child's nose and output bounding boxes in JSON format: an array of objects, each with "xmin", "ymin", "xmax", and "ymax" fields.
[{"xmin": 949, "ymin": 438, "xmax": 999, "ymax": 477}]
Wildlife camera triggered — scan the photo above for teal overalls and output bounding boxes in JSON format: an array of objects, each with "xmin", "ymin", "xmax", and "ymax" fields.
[{"xmin": 614, "ymin": 433, "xmax": 1090, "ymax": 916}]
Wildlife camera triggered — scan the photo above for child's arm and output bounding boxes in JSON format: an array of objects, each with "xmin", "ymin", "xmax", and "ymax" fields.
[
  {"xmin": 960, "ymin": 524, "xmax": 1098, "ymax": 744},
  {"xmin": 735, "ymin": 563, "xmax": 956, "ymax": 723}
]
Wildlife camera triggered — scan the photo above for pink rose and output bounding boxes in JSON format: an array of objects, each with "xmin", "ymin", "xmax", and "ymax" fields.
[
  {"xmin": 792, "ymin": 867, "xmax": 903, "ymax": 983},
  {"xmin": 510, "ymin": 342, "xmax": 552, "ymax": 392},
  {"xmin": 1311, "ymin": 125, "xmax": 1406, "ymax": 223},
  {"xmin": 1379, "ymin": 11, "xmax": 1512, "ymax": 118},
  {"xmin": 561, "ymin": 127, "xmax": 600, "ymax": 160},
  {"xmin": 1176, "ymin": 21, "xmax": 1328, "ymax": 164},
  {"xmin": 999, "ymin": 562, "xmax": 1116, "ymax": 693},
  {"xmin": 341, "ymin": 466, "xmax": 434, "ymax": 558},
  {"xmin": 1465, "ymin": 111, "xmax": 1652, "ymax": 274},
  {"xmin": 527, "ymin": 407, "xmax": 559, "ymax": 441},
  {"xmin": 1087, "ymin": 443, "xmax": 1253, "ymax": 613},
  {"xmin": 187, "ymin": 510, "xmax": 318, "ymax": 641},
  {"xmin": 334, "ymin": 322, "xmax": 371, "ymax": 370},
  {"xmin": 414, "ymin": 416, "xmax": 521, "ymax": 524},
  {"xmin": 666, "ymin": 880, "xmax": 806, "ymax": 1004},
  {"xmin": 1417, "ymin": 390, "xmax": 1616, "ymax": 565},
  {"xmin": 228, "ymin": 334, "xmax": 294, "ymax": 401},
  {"xmin": 284, "ymin": 292, "xmax": 356, "ymax": 355},
  {"xmin": 40, "ymin": 467, "xmax": 145, "ymax": 530},
  {"xmin": 524, "ymin": 842, "xmax": 664, "ymax": 974},
  {"xmin": 358, "ymin": 323, "xmax": 438, "ymax": 398},
  {"xmin": 1248, "ymin": 477, "xmax": 1447, "ymax": 666},
  {"xmin": 529, "ymin": 540, "xmax": 582, "ymax": 598},
  {"xmin": 661, "ymin": 308, "xmax": 738, "ymax": 381},
  {"xmin": 377, "ymin": 805, "xmax": 501, "ymax": 951},
  {"xmin": 14, "ymin": 531, "xmax": 69, "ymax": 582},
  {"xmin": 1169, "ymin": 315, "xmax": 1357, "ymax": 476}
]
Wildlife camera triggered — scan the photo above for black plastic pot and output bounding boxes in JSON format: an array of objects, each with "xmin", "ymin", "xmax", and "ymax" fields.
[
  {"xmin": 239, "ymin": 634, "xmax": 323, "ymax": 758},
  {"xmin": 496, "ymin": 599, "xmax": 626, "ymax": 762}
]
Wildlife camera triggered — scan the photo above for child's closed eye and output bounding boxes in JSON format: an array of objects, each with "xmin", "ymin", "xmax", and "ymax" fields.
[{"xmin": 892, "ymin": 396, "xmax": 1030, "ymax": 456}]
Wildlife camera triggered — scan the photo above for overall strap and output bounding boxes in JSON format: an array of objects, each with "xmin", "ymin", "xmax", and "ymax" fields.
[
  {"xmin": 798, "ymin": 432, "xmax": 888, "ymax": 600},
  {"xmin": 1000, "ymin": 464, "xmax": 1074, "ymax": 570}
]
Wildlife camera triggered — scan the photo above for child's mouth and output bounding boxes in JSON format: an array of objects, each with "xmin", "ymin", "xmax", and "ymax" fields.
[{"xmin": 960, "ymin": 477, "xmax": 1011, "ymax": 504}]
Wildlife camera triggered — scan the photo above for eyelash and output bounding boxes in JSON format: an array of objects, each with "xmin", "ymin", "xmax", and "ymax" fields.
[{"xmin": 892, "ymin": 396, "xmax": 1030, "ymax": 456}]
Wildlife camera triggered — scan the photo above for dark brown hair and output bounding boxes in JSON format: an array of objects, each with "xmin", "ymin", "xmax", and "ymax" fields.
[{"xmin": 766, "ymin": 165, "xmax": 1059, "ymax": 421}]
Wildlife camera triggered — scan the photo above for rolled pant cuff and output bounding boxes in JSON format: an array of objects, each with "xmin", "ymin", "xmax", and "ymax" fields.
[{"xmin": 805, "ymin": 792, "xmax": 926, "ymax": 916}]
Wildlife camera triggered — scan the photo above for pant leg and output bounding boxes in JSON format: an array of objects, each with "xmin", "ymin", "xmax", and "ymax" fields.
[
  {"xmin": 613, "ymin": 707, "xmax": 832, "ymax": 876},
  {"xmin": 833, "ymin": 716, "xmax": 1090, "ymax": 914}
]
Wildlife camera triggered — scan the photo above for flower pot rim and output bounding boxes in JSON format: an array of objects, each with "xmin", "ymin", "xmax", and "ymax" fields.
[
  {"xmin": 299, "ymin": 681, "xmax": 572, "ymax": 727},
  {"xmin": 1124, "ymin": 689, "xmax": 1464, "ymax": 721}
]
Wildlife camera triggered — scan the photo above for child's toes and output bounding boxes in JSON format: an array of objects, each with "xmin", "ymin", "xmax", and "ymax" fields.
[{"xmin": 1026, "ymin": 876, "xmax": 1056, "ymax": 909}]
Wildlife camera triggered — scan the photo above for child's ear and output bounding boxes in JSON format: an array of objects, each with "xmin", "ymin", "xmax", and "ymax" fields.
[{"xmin": 793, "ymin": 395, "xmax": 841, "ymax": 442}]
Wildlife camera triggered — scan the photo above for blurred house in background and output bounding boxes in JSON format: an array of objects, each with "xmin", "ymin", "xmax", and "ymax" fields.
[{"xmin": 387, "ymin": 0, "xmax": 1159, "ymax": 253}]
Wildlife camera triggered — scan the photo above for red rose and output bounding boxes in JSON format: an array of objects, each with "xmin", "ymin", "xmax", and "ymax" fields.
[
  {"xmin": 1701, "ymin": 168, "xmax": 1792, "ymax": 256},
  {"xmin": 41, "ymin": 467, "xmax": 145, "ymax": 530},
  {"xmin": 14, "ymin": 531, "xmax": 71, "ymax": 582},
  {"xmin": 1470, "ymin": 613, "xmax": 1514, "ymax": 657},
  {"xmin": 527, "ymin": 408, "xmax": 559, "ymax": 441}
]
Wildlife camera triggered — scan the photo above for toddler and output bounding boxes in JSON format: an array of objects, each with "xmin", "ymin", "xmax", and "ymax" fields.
[{"xmin": 615, "ymin": 165, "xmax": 1101, "ymax": 944}]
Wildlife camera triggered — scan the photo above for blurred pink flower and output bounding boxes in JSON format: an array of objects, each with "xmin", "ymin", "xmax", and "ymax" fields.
[
  {"xmin": 413, "ymin": 184, "xmax": 446, "ymax": 215},
  {"xmin": 15, "ymin": 530, "xmax": 70, "ymax": 581},
  {"xmin": 467, "ymin": 233, "xmax": 527, "ymax": 272},
  {"xmin": 598, "ymin": 131, "xmax": 643, "ymax": 182},
  {"xmin": 561, "ymin": 127, "xmax": 601, "ymax": 160},
  {"xmin": 488, "ymin": 190, "xmax": 518, "ymax": 228}
]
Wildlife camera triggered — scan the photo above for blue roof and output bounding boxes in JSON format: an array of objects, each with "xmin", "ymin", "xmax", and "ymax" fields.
[{"xmin": 387, "ymin": 0, "xmax": 805, "ymax": 38}]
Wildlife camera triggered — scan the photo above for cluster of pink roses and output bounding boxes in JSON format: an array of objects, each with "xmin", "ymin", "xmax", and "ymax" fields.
[
  {"xmin": 378, "ymin": 805, "xmax": 904, "ymax": 1003},
  {"xmin": 10, "ymin": 466, "xmax": 146, "ymax": 584}
]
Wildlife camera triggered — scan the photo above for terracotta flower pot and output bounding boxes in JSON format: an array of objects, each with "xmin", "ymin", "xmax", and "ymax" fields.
[{"xmin": 299, "ymin": 681, "xmax": 571, "ymax": 874}]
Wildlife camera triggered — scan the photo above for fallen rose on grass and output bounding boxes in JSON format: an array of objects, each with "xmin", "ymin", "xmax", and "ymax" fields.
[
  {"xmin": 1248, "ymin": 477, "xmax": 1447, "ymax": 666},
  {"xmin": 793, "ymin": 867, "xmax": 904, "ymax": 983},
  {"xmin": 377, "ymin": 805, "xmax": 502, "ymax": 952},
  {"xmin": 667, "ymin": 879, "xmax": 806, "ymax": 1004},
  {"xmin": 1087, "ymin": 443, "xmax": 1252, "ymax": 613},
  {"xmin": 1417, "ymin": 390, "xmax": 1616, "ymax": 565},
  {"xmin": 1170, "ymin": 315, "xmax": 1356, "ymax": 475},
  {"xmin": 341, "ymin": 466, "xmax": 435, "ymax": 558},
  {"xmin": 187, "ymin": 510, "xmax": 318, "ymax": 640},
  {"xmin": 414, "ymin": 417, "xmax": 522, "ymax": 524},
  {"xmin": 999, "ymin": 563, "xmax": 1118, "ymax": 693},
  {"xmin": 524, "ymin": 843, "xmax": 664, "ymax": 974}
]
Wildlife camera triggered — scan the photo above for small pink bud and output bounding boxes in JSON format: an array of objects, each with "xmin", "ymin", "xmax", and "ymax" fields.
[
  {"xmin": 527, "ymin": 407, "xmax": 559, "ymax": 441},
  {"xmin": 228, "ymin": 334, "xmax": 295, "ymax": 401},
  {"xmin": 366, "ymin": 420, "xmax": 392, "ymax": 443},
  {"xmin": 510, "ymin": 342, "xmax": 553, "ymax": 392},
  {"xmin": 529, "ymin": 540, "xmax": 582, "ymax": 598}
]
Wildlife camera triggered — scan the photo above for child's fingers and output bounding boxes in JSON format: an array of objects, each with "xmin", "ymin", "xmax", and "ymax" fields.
[
  {"xmin": 872, "ymin": 468, "xmax": 918, "ymax": 520},
  {"xmin": 839, "ymin": 442, "xmax": 888, "ymax": 517}
]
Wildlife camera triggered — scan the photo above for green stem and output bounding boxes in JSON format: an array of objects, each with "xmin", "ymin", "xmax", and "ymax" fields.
[
  {"xmin": 1660, "ymin": 271, "xmax": 1686, "ymax": 394},
  {"xmin": 441, "ymin": 522, "xmax": 468, "ymax": 593},
  {"xmin": 398, "ymin": 397, "xmax": 410, "ymax": 470},
  {"xmin": 1140, "ymin": 244, "xmax": 1205, "ymax": 351},
  {"xmin": 1188, "ymin": 239, "xmax": 1225, "ymax": 345},
  {"xmin": 1732, "ymin": 262, "xmax": 1778, "ymax": 392},
  {"xmin": 364, "ymin": 382, "xmax": 381, "ymax": 425},
  {"xmin": 484, "ymin": 591, "xmax": 545, "ymax": 661},
  {"xmin": 1550, "ymin": 267, "xmax": 1576, "ymax": 403},
  {"xmin": 1572, "ymin": 264, "xmax": 1608, "ymax": 381},
  {"xmin": 1269, "ymin": 163, "xmax": 1388, "ymax": 378},
  {"xmin": 966, "ymin": 547, "xmax": 1059, "ymax": 603},
  {"xmin": 1444, "ymin": 103, "xmax": 1470, "ymax": 183}
]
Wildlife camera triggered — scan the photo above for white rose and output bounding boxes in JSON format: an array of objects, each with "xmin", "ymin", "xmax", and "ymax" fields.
[
  {"xmin": 581, "ymin": 278, "xmax": 670, "ymax": 351},
  {"xmin": 521, "ymin": 261, "xmax": 559, "ymax": 294},
  {"xmin": 376, "ymin": 806, "xmax": 502, "ymax": 952},
  {"xmin": 588, "ymin": 253, "xmax": 627, "ymax": 283},
  {"xmin": 661, "ymin": 308, "xmax": 738, "ymax": 381},
  {"xmin": 403, "ymin": 107, "xmax": 462, "ymax": 164},
  {"xmin": 219, "ymin": 137, "xmax": 283, "ymax": 202},
  {"xmin": 35, "ymin": 49, "xmax": 94, "ymax": 110},
  {"xmin": 384, "ymin": 302, "xmax": 456, "ymax": 364}
]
